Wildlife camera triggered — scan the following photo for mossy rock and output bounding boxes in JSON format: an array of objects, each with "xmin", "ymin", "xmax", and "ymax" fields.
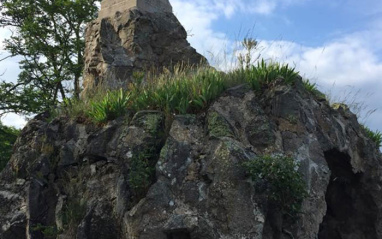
[
  {"xmin": 331, "ymin": 103, "xmax": 350, "ymax": 111},
  {"xmin": 207, "ymin": 111, "xmax": 235, "ymax": 139},
  {"xmin": 131, "ymin": 111, "xmax": 165, "ymax": 136}
]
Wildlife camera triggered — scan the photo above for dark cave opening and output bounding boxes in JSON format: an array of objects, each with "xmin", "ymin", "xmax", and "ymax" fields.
[
  {"xmin": 166, "ymin": 229, "xmax": 191, "ymax": 239},
  {"xmin": 318, "ymin": 149, "xmax": 378, "ymax": 239}
]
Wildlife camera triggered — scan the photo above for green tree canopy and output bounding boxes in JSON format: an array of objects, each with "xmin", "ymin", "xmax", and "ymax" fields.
[
  {"xmin": 0, "ymin": 121, "xmax": 20, "ymax": 171},
  {"xmin": 0, "ymin": 0, "xmax": 99, "ymax": 116}
]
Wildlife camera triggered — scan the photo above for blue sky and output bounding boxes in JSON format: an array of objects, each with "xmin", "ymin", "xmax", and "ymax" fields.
[{"xmin": 1, "ymin": 0, "xmax": 382, "ymax": 137}]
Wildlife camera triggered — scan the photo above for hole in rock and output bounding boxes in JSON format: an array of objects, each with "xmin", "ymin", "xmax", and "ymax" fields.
[
  {"xmin": 318, "ymin": 149, "xmax": 378, "ymax": 239},
  {"xmin": 166, "ymin": 229, "xmax": 191, "ymax": 239}
]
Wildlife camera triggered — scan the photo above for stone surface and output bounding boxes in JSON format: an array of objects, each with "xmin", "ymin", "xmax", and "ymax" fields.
[
  {"xmin": 82, "ymin": 8, "xmax": 207, "ymax": 96},
  {"xmin": 1, "ymin": 79, "xmax": 382, "ymax": 238},
  {"xmin": 99, "ymin": 0, "xmax": 172, "ymax": 19}
]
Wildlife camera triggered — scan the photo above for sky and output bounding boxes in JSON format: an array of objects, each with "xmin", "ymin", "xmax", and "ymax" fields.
[{"xmin": 1, "ymin": 0, "xmax": 382, "ymax": 136}]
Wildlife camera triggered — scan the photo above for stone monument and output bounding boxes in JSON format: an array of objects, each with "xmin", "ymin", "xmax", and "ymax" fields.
[
  {"xmin": 99, "ymin": 0, "xmax": 173, "ymax": 19},
  {"xmin": 82, "ymin": 0, "xmax": 207, "ymax": 96}
]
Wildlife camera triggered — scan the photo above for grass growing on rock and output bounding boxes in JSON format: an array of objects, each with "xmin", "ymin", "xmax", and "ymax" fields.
[
  {"xmin": 58, "ymin": 60, "xmax": 302, "ymax": 124},
  {"xmin": 362, "ymin": 125, "xmax": 382, "ymax": 148}
]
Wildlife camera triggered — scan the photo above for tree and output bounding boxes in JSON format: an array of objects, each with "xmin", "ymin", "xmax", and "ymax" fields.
[
  {"xmin": 0, "ymin": 0, "xmax": 99, "ymax": 116},
  {"xmin": 0, "ymin": 121, "xmax": 20, "ymax": 171}
]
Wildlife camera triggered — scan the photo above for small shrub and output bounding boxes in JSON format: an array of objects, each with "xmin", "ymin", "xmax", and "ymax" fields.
[
  {"xmin": 87, "ymin": 88, "xmax": 130, "ymax": 123},
  {"xmin": 128, "ymin": 152, "xmax": 155, "ymax": 197},
  {"xmin": 243, "ymin": 154, "xmax": 307, "ymax": 216},
  {"xmin": 31, "ymin": 224, "xmax": 59, "ymax": 239},
  {"xmin": 362, "ymin": 125, "xmax": 382, "ymax": 148}
]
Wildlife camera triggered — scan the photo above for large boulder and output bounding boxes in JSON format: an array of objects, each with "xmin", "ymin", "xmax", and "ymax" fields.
[{"xmin": 1, "ymin": 79, "xmax": 382, "ymax": 239}]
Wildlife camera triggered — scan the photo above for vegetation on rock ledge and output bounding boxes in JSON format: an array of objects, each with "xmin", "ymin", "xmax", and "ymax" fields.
[
  {"xmin": 58, "ymin": 60, "xmax": 302, "ymax": 124},
  {"xmin": 243, "ymin": 154, "xmax": 308, "ymax": 217},
  {"xmin": 0, "ymin": 122, "xmax": 20, "ymax": 171}
]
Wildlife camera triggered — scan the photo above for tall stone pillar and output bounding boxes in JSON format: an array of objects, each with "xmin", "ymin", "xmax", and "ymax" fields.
[{"xmin": 82, "ymin": 0, "xmax": 207, "ymax": 96}]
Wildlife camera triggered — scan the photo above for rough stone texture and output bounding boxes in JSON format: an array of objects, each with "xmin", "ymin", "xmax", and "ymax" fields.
[
  {"xmin": 99, "ymin": 0, "xmax": 173, "ymax": 19},
  {"xmin": 1, "ymin": 79, "xmax": 382, "ymax": 239},
  {"xmin": 82, "ymin": 8, "xmax": 207, "ymax": 96}
]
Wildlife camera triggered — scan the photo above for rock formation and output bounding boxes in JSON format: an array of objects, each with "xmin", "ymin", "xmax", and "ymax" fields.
[
  {"xmin": 1, "ymin": 0, "xmax": 382, "ymax": 238},
  {"xmin": 82, "ymin": 0, "xmax": 207, "ymax": 95},
  {"xmin": 1, "ymin": 78, "xmax": 382, "ymax": 239}
]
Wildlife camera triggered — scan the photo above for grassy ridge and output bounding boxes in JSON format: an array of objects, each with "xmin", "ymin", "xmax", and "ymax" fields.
[
  {"xmin": 60, "ymin": 60, "xmax": 302, "ymax": 123},
  {"xmin": 56, "ymin": 59, "xmax": 381, "ymax": 150}
]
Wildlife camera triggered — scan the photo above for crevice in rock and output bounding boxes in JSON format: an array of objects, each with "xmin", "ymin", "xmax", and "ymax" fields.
[
  {"xmin": 166, "ymin": 229, "xmax": 191, "ymax": 239},
  {"xmin": 318, "ymin": 149, "xmax": 378, "ymax": 239}
]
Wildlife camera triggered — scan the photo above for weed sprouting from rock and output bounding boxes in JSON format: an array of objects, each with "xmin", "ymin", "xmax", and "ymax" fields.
[{"xmin": 243, "ymin": 154, "xmax": 308, "ymax": 217}]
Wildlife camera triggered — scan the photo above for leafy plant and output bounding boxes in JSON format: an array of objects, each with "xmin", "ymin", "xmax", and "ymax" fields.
[
  {"xmin": 362, "ymin": 125, "xmax": 382, "ymax": 148},
  {"xmin": 128, "ymin": 152, "xmax": 155, "ymax": 197},
  {"xmin": 243, "ymin": 154, "xmax": 307, "ymax": 216},
  {"xmin": 302, "ymin": 79, "xmax": 318, "ymax": 93},
  {"xmin": 87, "ymin": 88, "xmax": 130, "ymax": 123},
  {"xmin": 31, "ymin": 224, "xmax": 60, "ymax": 239},
  {"xmin": 0, "ymin": 0, "xmax": 99, "ymax": 115}
]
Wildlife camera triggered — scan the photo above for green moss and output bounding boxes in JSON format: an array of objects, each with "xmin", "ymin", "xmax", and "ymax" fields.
[
  {"xmin": 131, "ymin": 111, "xmax": 165, "ymax": 136},
  {"xmin": 331, "ymin": 103, "xmax": 349, "ymax": 111},
  {"xmin": 207, "ymin": 111, "xmax": 235, "ymax": 139}
]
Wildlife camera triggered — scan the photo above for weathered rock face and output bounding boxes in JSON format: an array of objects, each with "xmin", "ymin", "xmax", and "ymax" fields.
[
  {"xmin": 98, "ymin": 0, "xmax": 173, "ymax": 19},
  {"xmin": 1, "ymin": 79, "xmax": 382, "ymax": 239},
  {"xmin": 82, "ymin": 8, "xmax": 207, "ymax": 95}
]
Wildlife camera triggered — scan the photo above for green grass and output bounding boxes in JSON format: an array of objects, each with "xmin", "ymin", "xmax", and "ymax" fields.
[
  {"xmin": 87, "ymin": 88, "xmax": 130, "ymax": 123},
  {"xmin": 56, "ymin": 60, "xmax": 305, "ymax": 124},
  {"xmin": 0, "ymin": 123, "xmax": 20, "ymax": 171},
  {"xmin": 362, "ymin": 125, "xmax": 382, "ymax": 148}
]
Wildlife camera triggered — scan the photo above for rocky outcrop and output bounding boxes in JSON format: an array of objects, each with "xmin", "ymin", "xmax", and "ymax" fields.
[
  {"xmin": 1, "ymin": 78, "xmax": 381, "ymax": 239},
  {"xmin": 82, "ymin": 9, "xmax": 207, "ymax": 95}
]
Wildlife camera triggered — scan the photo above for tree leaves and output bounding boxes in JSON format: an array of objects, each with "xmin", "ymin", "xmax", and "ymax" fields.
[{"xmin": 0, "ymin": 0, "xmax": 99, "ymax": 115}]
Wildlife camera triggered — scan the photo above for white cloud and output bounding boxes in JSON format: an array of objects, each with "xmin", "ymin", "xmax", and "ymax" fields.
[{"xmin": 171, "ymin": 0, "xmax": 382, "ymax": 133}]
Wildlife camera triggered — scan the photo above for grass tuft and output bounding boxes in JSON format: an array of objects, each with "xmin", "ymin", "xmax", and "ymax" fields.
[{"xmin": 362, "ymin": 125, "xmax": 382, "ymax": 148}]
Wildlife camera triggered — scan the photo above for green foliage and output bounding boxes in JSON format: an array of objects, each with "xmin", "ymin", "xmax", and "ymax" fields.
[
  {"xmin": 243, "ymin": 155, "xmax": 308, "ymax": 216},
  {"xmin": 31, "ymin": 223, "xmax": 59, "ymax": 239},
  {"xmin": 129, "ymin": 67, "xmax": 227, "ymax": 114},
  {"xmin": 0, "ymin": 122, "xmax": 20, "ymax": 171},
  {"xmin": 128, "ymin": 152, "xmax": 155, "ymax": 197},
  {"xmin": 362, "ymin": 125, "xmax": 382, "ymax": 148},
  {"xmin": 87, "ymin": 89, "xmax": 130, "ymax": 123},
  {"xmin": 245, "ymin": 59, "xmax": 300, "ymax": 90},
  {"xmin": 302, "ymin": 79, "xmax": 326, "ymax": 99},
  {"xmin": 61, "ymin": 198, "xmax": 86, "ymax": 231},
  {"xmin": 0, "ymin": 0, "xmax": 99, "ymax": 115},
  {"xmin": 302, "ymin": 79, "xmax": 318, "ymax": 93},
  {"xmin": 62, "ymin": 62, "xmax": 301, "ymax": 124}
]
